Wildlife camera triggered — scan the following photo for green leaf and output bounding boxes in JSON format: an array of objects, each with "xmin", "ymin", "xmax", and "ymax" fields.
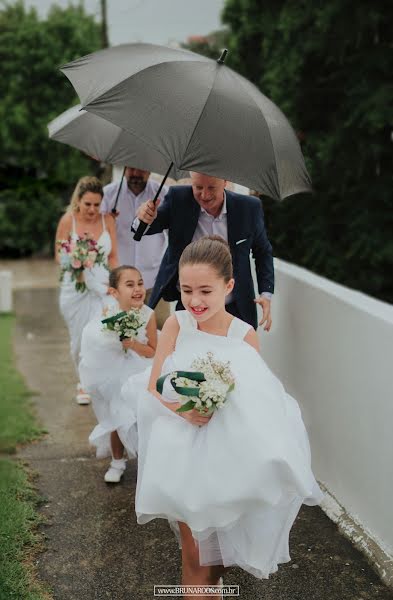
[{"xmin": 176, "ymin": 400, "xmax": 196, "ymax": 413}]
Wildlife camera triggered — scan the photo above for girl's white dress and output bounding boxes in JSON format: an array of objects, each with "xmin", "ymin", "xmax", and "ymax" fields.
[
  {"xmin": 79, "ymin": 303, "xmax": 154, "ymax": 458},
  {"xmin": 119, "ymin": 310, "xmax": 323, "ymax": 580},
  {"xmin": 59, "ymin": 214, "xmax": 111, "ymax": 370}
]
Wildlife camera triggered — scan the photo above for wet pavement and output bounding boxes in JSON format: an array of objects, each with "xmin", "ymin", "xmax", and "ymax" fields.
[{"xmin": 11, "ymin": 279, "xmax": 393, "ymax": 599}]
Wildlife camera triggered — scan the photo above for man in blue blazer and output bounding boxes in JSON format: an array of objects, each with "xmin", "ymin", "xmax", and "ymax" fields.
[{"xmin": 135, "ymin": 172, "xmax": 274, "ymax": 330}]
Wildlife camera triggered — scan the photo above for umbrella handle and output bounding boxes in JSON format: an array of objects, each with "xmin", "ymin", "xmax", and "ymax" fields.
[
  {"xmin": 111, "ymin": 166, "xmax": 126, "ymax": 214},
  {"xmin": 133, "ymin": 162, "xmax": 173, "ymax": 241}
]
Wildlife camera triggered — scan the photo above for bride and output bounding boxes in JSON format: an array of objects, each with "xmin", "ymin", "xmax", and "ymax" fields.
[{"xmin": 55, "ymin": 176, "xmax": 118, "ymax": 404}]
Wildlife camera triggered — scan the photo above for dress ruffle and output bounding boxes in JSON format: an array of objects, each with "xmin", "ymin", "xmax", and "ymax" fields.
[
  {"xmin": 79, "ymin": 310, "xmax": 152, "ymax": 458},
  {"xmin": 119, "ymin": 313, "xmax": 323, "ymax": 578}
]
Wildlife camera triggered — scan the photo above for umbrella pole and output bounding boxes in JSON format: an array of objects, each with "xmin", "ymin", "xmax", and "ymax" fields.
[
  {"xmin": 111, "ymin": 166, "xmax": 126, "ymax": 214},
  {"xmin": 133, "ymin": 162, "xmax": 173, "ymax": 241}
]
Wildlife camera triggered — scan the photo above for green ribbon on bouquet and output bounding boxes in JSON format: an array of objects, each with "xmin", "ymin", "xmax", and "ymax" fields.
[
  {"xmin": 101, "ymin": 311, "xmax": 127, "ymax": 325},
  {"xmin": 156, "ymin": 371, "xmax": 206, "ymax": 413}
]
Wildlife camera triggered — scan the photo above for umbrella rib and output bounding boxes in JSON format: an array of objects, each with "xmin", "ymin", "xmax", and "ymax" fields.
[
  {"xmin": 233, "ymin": 79, "xmax": 311, "ymax": 199},
  {"xmin": 82, "ymin": 104, "xmax": 175, "ymax": 166},
  {"xmin": 235, "ymin": 75, "xmax": 281, "ymax": 198},
  {"xmin": 179, "ymin": 65, "xmax": 222, "ymax": 170}
]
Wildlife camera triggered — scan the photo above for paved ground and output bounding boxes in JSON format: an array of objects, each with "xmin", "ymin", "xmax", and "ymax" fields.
[
  {"xmin": 12, "ymin": 282, "xmax": 393, "ymax": 600},
  {"xmin": 0, "ymin": 258, "xmax": 58, "ymax": 290}
]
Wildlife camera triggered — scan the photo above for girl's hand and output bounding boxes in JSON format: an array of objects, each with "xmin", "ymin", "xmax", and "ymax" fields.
[
  {"xmin": 181, "ymin": 408, "xmax": 212, "ymax": 426},
  {"xmin": 160, "ymin": 400, "xmax": 212, "ymax": 426},
  {"xmin": 122, "ymin": 338, "xmax": 135, "ymax": 351}
]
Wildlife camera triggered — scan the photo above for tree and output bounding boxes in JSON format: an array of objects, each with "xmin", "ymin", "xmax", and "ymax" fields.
[
  {"xmin": 0, "ymin": 1, "xmax": 102, "ymax": 187},
  {"xmin": 100, "ymin": 0, "xmax": 109, "ymax": 48},
  {"xmin": 222, "ymin": 0, "xmax": 393, "ymax": 302},
  {"xmin": 0, "ymin": 1, "xmax": 103, "ymax": 256}
]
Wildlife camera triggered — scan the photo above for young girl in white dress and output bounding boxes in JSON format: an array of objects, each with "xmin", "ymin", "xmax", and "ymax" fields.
[
  {"xmin": 120, "ymin": 236, "xmax": 323, "ymax": 599},
  {"xmin": 55, "ymin": 176, "xmax": 118, "ymax": 404},
  {"xmin": 79, "ymin": 265, "xmax": 157, "ymax": 483}
]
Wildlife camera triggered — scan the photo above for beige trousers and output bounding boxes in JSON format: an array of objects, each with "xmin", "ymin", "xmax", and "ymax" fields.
[{"xmin": 145, "ymin": 288, "xmax": 171, "ymax": 330}]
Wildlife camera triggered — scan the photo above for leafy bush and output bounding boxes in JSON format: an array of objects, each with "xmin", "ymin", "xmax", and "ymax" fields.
[
  {"xmin": 222, "ymin": 0, "xmax": 393, "ymax": 303},
  {"xmin": 0, "ymin": 1, "xmax": 103, "ymax": 257},
  {"xmin": 0, "ymin": 182, "xmax": 64, "ymax": 256}
]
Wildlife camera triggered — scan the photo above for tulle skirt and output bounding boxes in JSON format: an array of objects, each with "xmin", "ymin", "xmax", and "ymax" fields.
[
  {"xmin": 79, "ymin": 318, "xmax": 152, "ymax": 458},
  {"xmin": 59, "ymin": 266, "xmax": 109, "ymax": 370},
  {"xmin": 118, "ymin": 337, "xmax": 323, "ymax": 579}
]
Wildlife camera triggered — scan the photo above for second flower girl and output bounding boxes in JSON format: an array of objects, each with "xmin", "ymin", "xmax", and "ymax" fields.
[{"xmin": 79, "ymin": 265, "xmax": 157, "ymax": 483}]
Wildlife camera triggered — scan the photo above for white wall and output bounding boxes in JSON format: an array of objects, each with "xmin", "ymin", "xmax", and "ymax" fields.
[{"xmin": 257, "ymin": 259, "xmax": 393, "ymax": 583}]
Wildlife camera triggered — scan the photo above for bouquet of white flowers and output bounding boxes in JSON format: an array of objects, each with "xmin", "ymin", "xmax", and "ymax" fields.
[
  {"xmin": 57, "ymin": 234, "xmax": 107, "ymax": 292},
  {"xmin": 157, "ymin": 352, "xmax": 235, "ymax": 415},
  {"xmin": 101, "ymin": 309, "xmax": 146, "ymax": 352}
]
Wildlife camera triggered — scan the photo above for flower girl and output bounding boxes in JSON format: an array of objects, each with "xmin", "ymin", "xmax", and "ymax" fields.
[
  {"xmin": 120, "ymin": 236, "xmax": 323, "ymax": 598},
  {"xmin": 79, "ymin": 265, "xmax": 157, "ymax": 483}
]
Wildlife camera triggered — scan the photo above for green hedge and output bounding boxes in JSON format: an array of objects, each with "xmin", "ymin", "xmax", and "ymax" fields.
[{"xmin": 0, "ymin": 182, "xmax": 64, "ymax": 257}]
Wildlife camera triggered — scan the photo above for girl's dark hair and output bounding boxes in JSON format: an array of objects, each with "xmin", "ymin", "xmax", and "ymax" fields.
[
  {"xmin": 109, "ymin": 265, "xmax": 142, "ymax": 289},
  {"xmin": 179, "ymin": 235, "xmax": 233, "ymax": 282}
]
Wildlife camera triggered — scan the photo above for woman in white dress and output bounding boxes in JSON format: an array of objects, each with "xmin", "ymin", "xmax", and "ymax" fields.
[
  {"xmin": 55, "ymin": 176, "xmax": 118, "ymax": 404},
  {"xmin": 120, "ymin": 236, "xmax": 323, "ymax": 599},
  {"xmin": 79, "ymin": 265, "xmax": 157, "ymax": 483}
]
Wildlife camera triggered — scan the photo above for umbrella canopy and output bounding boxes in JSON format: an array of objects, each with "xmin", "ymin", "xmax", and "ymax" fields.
[
  {"xmin": 47, "ymin": 104, "xmax": 186, "ymax": 180},
  {"xmin": 60, "ymin": 43, "xmax": 311, "ymax": 201}
]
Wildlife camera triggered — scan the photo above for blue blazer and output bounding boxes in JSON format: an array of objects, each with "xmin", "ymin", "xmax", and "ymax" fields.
[{"xmin": 144, "ymin": 186, "xmax": 274, "ymax": 329}]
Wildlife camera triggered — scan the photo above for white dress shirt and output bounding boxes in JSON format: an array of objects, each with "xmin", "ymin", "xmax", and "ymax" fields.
[
  {"xmin": 189, "ymin": 194, "xmax": 233, "ymax": 304},
  {"xmin": 101, "ymin": 179, "xmax": 168, "ymax": 290},
  {"xmin": 191, "ymin": 194, "xmax": 229, "ymax": 243},
  {"xmin": 191, "ymin": 194, "xmax": 271, "ymax": 303},
  {"xmin": 133, "ymin": 190, "xmax": 272, "ymax": 302}
]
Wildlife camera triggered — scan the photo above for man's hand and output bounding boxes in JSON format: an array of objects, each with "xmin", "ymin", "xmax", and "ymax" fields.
[
  {"xmin": 254, "ymin": 296, "xmax": 272, "ymax": 331},
  {"xmin": 136, "ymin": 199, "xmax": 160, "ymax": 224}
]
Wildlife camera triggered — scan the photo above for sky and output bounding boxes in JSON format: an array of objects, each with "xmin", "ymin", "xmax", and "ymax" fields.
[{"xmin": 25, "ymin": 0, "xmax": 226, "ymax": 46}]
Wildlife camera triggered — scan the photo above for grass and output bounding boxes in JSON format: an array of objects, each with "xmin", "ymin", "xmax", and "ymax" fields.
[
  {"xmin": 0, "ymin": 314, "xmax": 50, "ymax": 599},
  {"xmin": 0, "ymin": 315, "xmax": 42, "ymax": 453}
]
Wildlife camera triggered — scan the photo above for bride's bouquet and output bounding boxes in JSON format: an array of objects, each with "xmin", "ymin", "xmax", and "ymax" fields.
[
  {"xmin": 101, "ymin": 308, "xmax": 146, "ymax": 352},
  {"xmin": 157, "ymin": 352, "xmax": 235, "ymax": 415},
  {"xmin": 57, "ymin": 234, "xmax": 107, "ymax": 292}
]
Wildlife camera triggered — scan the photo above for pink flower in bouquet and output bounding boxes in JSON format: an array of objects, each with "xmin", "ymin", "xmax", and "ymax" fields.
[
  {"xmin": 84, "ymin": 259, "xmax": 93, "ymax": 269},
  {"xmin": 72, "ymin": 259, "xmax": 82, "ymax": 269}
]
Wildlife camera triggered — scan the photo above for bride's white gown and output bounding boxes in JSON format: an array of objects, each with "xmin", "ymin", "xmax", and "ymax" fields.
[
  {"xmin": 79, "ymin": 303, "xmax": 154, "ymax": 458},
  {"xmin": 119, "ymin": 310, "xmax": 323, "ymax": 579},
  {"xmin": 59, "ymin": 214, "xmax": 111, "ymax": 371}
]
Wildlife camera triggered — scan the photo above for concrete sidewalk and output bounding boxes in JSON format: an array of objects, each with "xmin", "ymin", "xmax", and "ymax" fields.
[{"xmin": 14, "ymin": 287, "xmax": 393, "ymax": 600}]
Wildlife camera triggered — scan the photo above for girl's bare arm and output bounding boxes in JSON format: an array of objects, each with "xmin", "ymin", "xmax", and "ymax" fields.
[
  {"xmin": 54, "ymin": 214, "xmax": 71, "ymax": 264},
  {"xmin": 122, "ymin": 312, "xmax": 158, "ymax": 358}
]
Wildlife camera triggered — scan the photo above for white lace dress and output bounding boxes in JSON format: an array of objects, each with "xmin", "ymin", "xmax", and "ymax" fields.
[
  {"xmin": 79, "ymin": 303, "xmax": 154, "ymax": 458},
  {"xmin": 59, "ymin": 214, "xmax": 111, "ymax": 371},
  {"xmin": 119, "ymin": 310, "xmax": 323, "ymax": 579}
]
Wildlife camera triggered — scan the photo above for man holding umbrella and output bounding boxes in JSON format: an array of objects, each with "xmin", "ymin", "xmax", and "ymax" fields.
[
  {"xmin": 135, "ymin": 171, "xmax": 274, "ymax": 330},
  {"xmin": 101, "ymin": 166, "xmax": 170, "ymax": 326}
]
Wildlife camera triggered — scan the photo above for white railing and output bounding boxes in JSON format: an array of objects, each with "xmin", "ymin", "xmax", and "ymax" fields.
[
  {"xmin": 0, "ymin": 270, "xmax": 13, "ymax": 312},
  {"xmin": 258, "ymin": 258, "xmax": 393, "ymax": 585}
]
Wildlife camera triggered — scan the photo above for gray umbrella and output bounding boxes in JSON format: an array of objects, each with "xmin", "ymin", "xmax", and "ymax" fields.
[
  {"xmin": 61, "ymin": 43, "xmax": 310, "ymax": 200},
  {"xmin": 47, "ymin": 104, "xmax": 186, "ymax": 180}
]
